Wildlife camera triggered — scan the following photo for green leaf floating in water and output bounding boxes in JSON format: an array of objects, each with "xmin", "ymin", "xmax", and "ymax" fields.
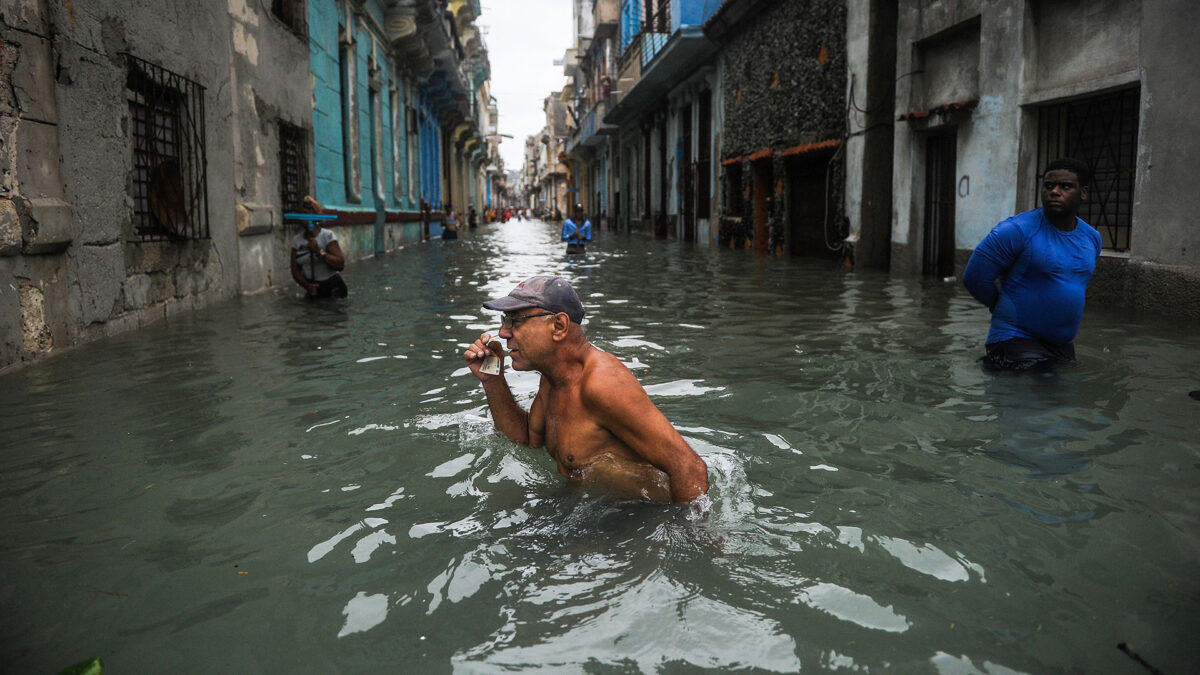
[{"xmin": 57, "ymin": 657, "xmax": 103, "ymax": 675}]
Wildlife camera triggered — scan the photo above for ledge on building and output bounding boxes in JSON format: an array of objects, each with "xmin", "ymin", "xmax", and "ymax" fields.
[
  {"xmin": 781, "ymin": 138, "xmax": 842, "ymax": 157},
  {"xmin": 604, "ymin": 26, "xmax": 717, "ymax": 128},
  {"xmin": 898, "ymin": 99, "xmax": 978, "ymax": 122}
]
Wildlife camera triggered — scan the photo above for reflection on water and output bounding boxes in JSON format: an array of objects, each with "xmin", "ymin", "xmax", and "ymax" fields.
[{"xmin": 1, "ymin": 220, "xmax": 1198, "ymax": 673}]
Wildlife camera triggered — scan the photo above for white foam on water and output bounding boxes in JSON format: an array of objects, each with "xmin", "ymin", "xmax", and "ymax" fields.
[
  {"xmin": 643, "ymin": 379, "xmax": 723, "ymax": 397},
  {"xmin": 350, "ymin": 529, "xmax": 396, "ymax": 564},
  {"xmin": 337, "ymin": 592, "xmax": 389, "ymax": 638},
  {"xmin": 872, "ymin": 536, "xmax": 973, "ymax": 583},
  {"xmin": 796, "ymin": 582, "xmax": 910, "ymax": 633},
  {"xmin": 347, "ymin": 423, "xmax": 400, "ymax": 435}
]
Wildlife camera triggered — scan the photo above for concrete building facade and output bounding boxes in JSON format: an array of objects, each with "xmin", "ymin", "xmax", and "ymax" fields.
[
  {"xmin": 0, "ymin": 0, "xmax": 297, "ymax": 370},
  {"xmin": 878, "ymin": 0, "xmax": 1200, "ymax": 316},
  {"xmin": 310, "ymin": 0, "xmax": 493, "ymax": 250},
  {"xmin": 0, "ymin": 0, "xmax": 495, "ymax": 371},
  {"xmin": 601, "ymin": 0, "xmax": 723, "ymax": 241}
]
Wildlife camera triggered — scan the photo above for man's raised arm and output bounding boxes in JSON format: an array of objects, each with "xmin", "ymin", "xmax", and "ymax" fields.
[{"xmin": 464, "ymin": 333, "xmax": 535, "ymax": 446}]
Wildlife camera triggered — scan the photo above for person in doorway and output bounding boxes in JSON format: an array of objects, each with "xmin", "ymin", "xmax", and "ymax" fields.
[
  {"xmin": 442, "ymin": 209, "xmax": 459, "ymax": 240},
  {"xmin": 462, "ymin": 276, "xmax": 709, "ymax": 503},
  {"xmin": 290, "ymin": 196, "xmax": 347, "ymax": 299},
  {"xmin": 468, "ymin": 204, "xmax": 478, "ymax": 229},
  {"xmin": 962, "ymin": 158, "xmax": 1102, "ymax": 372},
  {"xmin": 562, "ymin": 204, "xmax": 592, "ymax": 255}
]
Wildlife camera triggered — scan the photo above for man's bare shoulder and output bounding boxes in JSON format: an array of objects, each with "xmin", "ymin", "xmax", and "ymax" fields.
[{"xmin": 579, "ymin": 347, "xmax": 646, "ymax": 406}]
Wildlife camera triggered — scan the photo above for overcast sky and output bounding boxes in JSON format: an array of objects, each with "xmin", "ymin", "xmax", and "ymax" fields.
[{"xmin": 477, "ymin": 0, "xmax": 573, "ymax": 171}]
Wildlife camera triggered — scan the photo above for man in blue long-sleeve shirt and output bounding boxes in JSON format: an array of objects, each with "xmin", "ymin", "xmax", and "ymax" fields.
[
  {"xmin": 562, "ymin": 204, "xmax": 592, "ymax": 255},
  {"xmin": 962, "ymin": 158, "xmax": 1102, "ymax": 372}
]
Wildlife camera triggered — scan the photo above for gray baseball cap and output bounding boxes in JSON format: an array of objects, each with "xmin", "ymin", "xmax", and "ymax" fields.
[{"xmin": 483, "ymin": 275, "xmax": 585, "ymax": 324}]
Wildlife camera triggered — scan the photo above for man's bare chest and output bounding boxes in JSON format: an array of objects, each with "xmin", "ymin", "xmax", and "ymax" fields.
[{"xmin": 541, "ymin": 389, "xmax": 626, "ymax": 473}]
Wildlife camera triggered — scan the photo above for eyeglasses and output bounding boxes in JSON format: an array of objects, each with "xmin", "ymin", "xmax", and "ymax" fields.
[{"xmin": 500, "ymin": 312, "xmax": 556, "ymax": 329}]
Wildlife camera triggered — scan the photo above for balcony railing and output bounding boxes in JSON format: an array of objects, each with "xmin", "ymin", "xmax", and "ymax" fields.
[{"xmin": 618, "ymin": 0, "xmax": 671, "ymax": 74}]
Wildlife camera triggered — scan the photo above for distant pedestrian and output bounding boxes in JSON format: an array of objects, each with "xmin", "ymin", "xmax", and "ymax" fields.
[
  {"xmin": 963, "ymin": 158, "xmax": 1101, "ymax": 372},
  {"xmin": 468, "ymin": 204, "xmax": 478, "ymax": 229},
  {"xmin": 562, "ymin": 203, "xmax": 592, "ymax": 255},
  {"xmin": 442, "ymin": 209, "xmax": 459, "ymax": 240},
  {"xmin": 291, "ymin": 196, "xmax": 348, "ymax": 299}
]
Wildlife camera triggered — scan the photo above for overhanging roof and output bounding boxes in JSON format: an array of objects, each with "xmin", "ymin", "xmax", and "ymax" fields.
[{"xmin": 604, "ymin": 26, "xmax": 717, "ymax": 127}]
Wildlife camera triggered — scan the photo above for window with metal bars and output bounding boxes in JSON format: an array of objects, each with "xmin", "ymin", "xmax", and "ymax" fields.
[
  {"xmin": 126, "ymin": 54, "xmax": 209, "ymax": 242},
  {"xmin": 279, "ymin": 121, "xmax": 309, "ymax": 213},
  {"xmin": 1036, "ymin": 87, "xmax": 1138, "ymax": 251},
  {"xmin": 271, "ymin": 0, "xmax": 307, "ymax": 36}
]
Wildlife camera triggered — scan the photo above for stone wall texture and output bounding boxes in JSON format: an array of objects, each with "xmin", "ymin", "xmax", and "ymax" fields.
[{"xmin": 720, "ymin": 0, "xmax": 847, "ymax": 156}]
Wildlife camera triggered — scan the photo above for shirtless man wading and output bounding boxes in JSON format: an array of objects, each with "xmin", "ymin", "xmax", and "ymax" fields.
[{"xmin": 463, "ymin": 276, "xmax": 709, "ymax": 503}]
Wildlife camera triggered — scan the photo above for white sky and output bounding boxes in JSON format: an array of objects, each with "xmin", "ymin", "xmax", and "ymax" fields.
[{"xmin": 477, "ymin": 0, "xmax": 573, "ymax": 172}]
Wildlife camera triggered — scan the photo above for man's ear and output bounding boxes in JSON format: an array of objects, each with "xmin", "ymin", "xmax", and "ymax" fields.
[
  {"xmin": 1080, "ymin": 185, "xmax": 1089, "ymax": 201},
  {"xmin": 551, "ymin": 313, "xmax": 571, "ymax": 340}
]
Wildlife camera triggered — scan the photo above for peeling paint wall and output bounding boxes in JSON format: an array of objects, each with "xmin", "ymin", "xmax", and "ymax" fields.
[
  {"xmin": 891, "ymin": 1, "xmax": 1024, "ymax": 275},
  {"xmin": 227, "ymin": 0, "xmax": 313, "ymax": 294},
  {"xmin": 1, "ymin": 0, "xmax": 246, "ymax": 370},
  {"xmin": 889, "ymin": 0, "xmax": 1200, "ymax": 319}
]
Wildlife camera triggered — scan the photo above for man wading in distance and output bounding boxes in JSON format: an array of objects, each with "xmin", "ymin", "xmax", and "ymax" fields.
[
  {"xmin": 462, "ymin": 276, "xmax": 709, "ymax": 503},
  {"xmin": 963, "ymin": 158, "xmax": 1103, "ymax": 372}
]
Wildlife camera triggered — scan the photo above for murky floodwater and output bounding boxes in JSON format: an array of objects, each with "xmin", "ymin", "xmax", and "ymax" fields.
[{"xmin": 2, "ymin": 220, "xmax": 1198, "ymax": 673}]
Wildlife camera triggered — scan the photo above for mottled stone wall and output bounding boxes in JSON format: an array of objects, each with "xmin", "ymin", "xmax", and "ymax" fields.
[
  {"xmin": 720, "ymin": 1, "xmax": 846, "ymax": 157},
  {"xmin": 717, "ymin": 0, "xmax": 848, "ymax": 255}
]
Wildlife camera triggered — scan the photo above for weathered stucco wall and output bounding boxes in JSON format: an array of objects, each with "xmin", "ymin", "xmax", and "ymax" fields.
[
  {"xmin": 887, "ymin": 0, "xmax": 1200, "ymax": 319},
  {"xmin": 843, "ymin": 0, "xmax": 896, "ymax": 270},
  {"xmin": 0, "ymin": 0, "xmax": 327, "ymax": 370},
  {"xmin": 1086, "ymin": 0, "xmax": 1200, "ymax": 318},
  {"xmin": 891, "ymin": 0, "xmax": 1024, "ymax": 277},
  {"xmin": 0, "ymin": 0, "xmax": 240, "ymax": 369},
  {"xmin": 228, "ymin": 0, "xmax": 314, "ymax": 295}
]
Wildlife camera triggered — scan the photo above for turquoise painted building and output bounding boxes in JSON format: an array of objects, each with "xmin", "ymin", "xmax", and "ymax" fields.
[
  {"xmin": 309, "ymin": 0, "xmax": 423, "ymax": 215},
  {"xmin": 305, "ymin": 0, "xmax": 491, "ymax": 254}
]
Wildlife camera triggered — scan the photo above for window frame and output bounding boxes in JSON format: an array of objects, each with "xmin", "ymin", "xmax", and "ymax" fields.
[
  {"xmin": 278, "ymin": 120, "xmax": 310, "ymax": 214},
  {"xmin": 1035, "ymin": 87, "xmax": 1139, "ymax": 252},
  {"xmin": 125, "ymin": 53, "xmax": 209, "ymax": 243}
]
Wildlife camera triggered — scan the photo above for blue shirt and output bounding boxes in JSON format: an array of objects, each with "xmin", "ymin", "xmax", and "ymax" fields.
[
  {"xmin": 963, "ymin": 207, "xmax": 1101, "ymax": 346},
  {"xmin": 562, "ymin": 218, "xmax": 592, "ymax": 243}
]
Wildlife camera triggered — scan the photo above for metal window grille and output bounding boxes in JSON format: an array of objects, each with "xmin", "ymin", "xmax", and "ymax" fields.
[
  {"xmin": 279, "ymin": 121, "xmax": 309, "ymax": 213},
  {"xmin": 271, "ymin": 0, "xmax": 307, "ymax": 36},
  {"xmin": 1036, "ymin": 87, "xmax": 1138, "ymax": 251},
  {"xmin": 126, "ymin": 53, "xmax": 209, "ymax": 242},
  {"xmin": 923, "ymin": 131, "xmax": 957, "ymax": 277}
]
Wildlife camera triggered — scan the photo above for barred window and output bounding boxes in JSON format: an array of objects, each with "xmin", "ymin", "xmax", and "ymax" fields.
[
  {"xmin": 126, "ymin": 54, "xmax": 209, "ymax": 242},
  {"xmin": 1036, "ymin": 87, "xmax": 1138, "ymax": 251},
  {"xmin": 271, "ymin": 0, "xmax": 307, "ymax": 36},
  {"xmin": 279, "ymin": 121, "xmax": 309, "ymax": 213}
]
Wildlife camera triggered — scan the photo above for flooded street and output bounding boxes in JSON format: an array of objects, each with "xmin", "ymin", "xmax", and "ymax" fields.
[{"xmin": 2, "ymin": 220, "xmax": 1198, "ymax": 673}]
